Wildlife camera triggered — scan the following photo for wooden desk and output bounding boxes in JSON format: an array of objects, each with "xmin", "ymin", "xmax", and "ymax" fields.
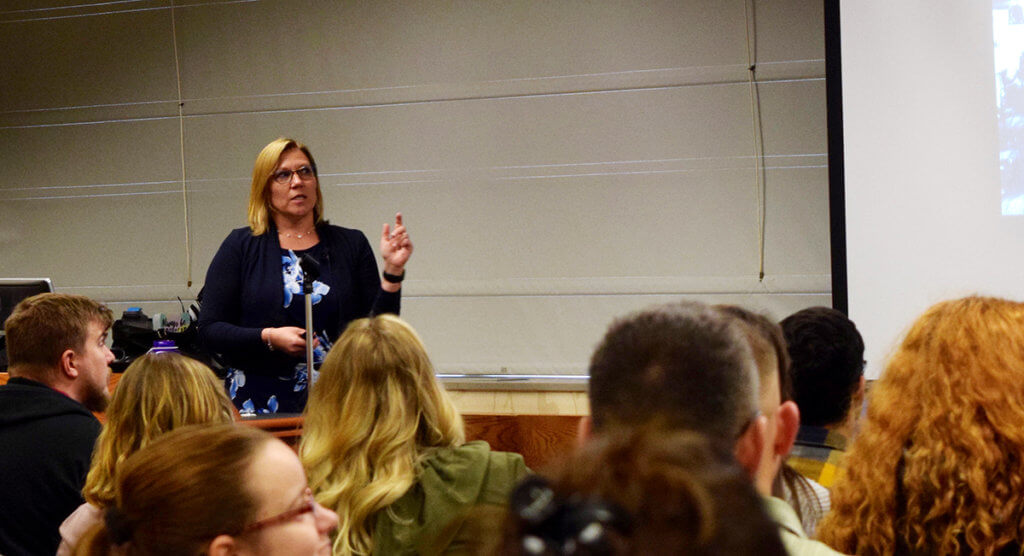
[
  {"xmin": 452, "ymin": 387, "xmax": 588, "ymax": 469},
  {"xmin": 463, "ymin": 413, "xmax": 582, "ymax": 470},
  {"xmin": 238, "ymin": 412, "xmax": 582, "ymax": 470},
  {"xmin": 240, "ymin": 414, "xmax": 304, "ymax": 443},
  {"xmin": 1, "ymin": 373, "xmax": 586, "ymax": 469}
]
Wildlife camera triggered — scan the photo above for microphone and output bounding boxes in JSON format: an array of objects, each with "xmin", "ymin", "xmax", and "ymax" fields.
[
  {"xmin": 299, "ymin": 254, "xmax": 320, "ymax": 297},
  {"xmin": 299, "ymin": 254, "xmax": 321, "ymax": 281}
]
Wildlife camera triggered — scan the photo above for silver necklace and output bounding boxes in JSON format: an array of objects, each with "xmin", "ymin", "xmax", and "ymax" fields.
[{"xmin": 278, "ymin": 228, "xmax": 314, "ymax": 239}]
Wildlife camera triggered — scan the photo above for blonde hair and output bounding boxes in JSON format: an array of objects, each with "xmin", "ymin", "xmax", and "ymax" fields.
[
  {"xmin": 818, "ymin": 296, "xmax": 1024, "ymax": 555},
  {"xmin": 246, "ymin": 137, "xmax": 324, "ymax": 235},
  {"xmin": 300, "ymin": 315, "xmax": 464, "ymax": 555},
  {"xmin": 82, "ymin": 352, "xmax": 235, "ymax": 508},
  {"xmin": 74, "ymin": 425, "xmax": 270, "ymax": 556}
]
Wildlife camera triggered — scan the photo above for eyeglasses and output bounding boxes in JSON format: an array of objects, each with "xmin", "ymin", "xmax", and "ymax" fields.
[
  {"xmin": 241, "ymin": 488, "xmax": 318, "ymax": 532},
  {"xmin": 272, "ymin": 165, "xmax": 315, "ymax": 185}
]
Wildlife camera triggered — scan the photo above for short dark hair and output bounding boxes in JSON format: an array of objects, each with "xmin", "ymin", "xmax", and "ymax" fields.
[
  {"xmin": 780, "ymin": 307, "xmax": 864, "ymax": 427},
  {"xmin": 715, "ymin": 305, "xmax": 792, "ymax": 401},
  {"xmin": 588, "ymin": 301, "xmax": 759, "ymax": 439},
  {"xmin": 500, "ymin": 429, "xmax": 786, "ymax": 556},
  {"xmin": 3, "ymin": 293, "xmax": 113, "ymax": 374}
]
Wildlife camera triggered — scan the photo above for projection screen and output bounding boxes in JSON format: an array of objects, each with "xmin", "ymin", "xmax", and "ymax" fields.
[{"xmin": 841, "ymin": 1, "xmax": 1024, "ymax": 378}]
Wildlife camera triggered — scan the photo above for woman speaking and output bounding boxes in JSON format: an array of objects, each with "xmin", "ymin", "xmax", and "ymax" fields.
[{"xmin": 199, "ymin": 137, "xmax": 412, "ymax": 414}]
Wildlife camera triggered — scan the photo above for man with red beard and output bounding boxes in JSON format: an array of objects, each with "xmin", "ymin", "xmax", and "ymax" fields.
[{"xmin": 0, "ymin": 293, "xmax": 114, "ymax": 556}]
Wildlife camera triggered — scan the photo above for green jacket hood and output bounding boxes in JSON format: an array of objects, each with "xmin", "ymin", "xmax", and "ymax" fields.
[{"xmin": 372, "ymin": 440, "xmax": 529, "ymax": 555}]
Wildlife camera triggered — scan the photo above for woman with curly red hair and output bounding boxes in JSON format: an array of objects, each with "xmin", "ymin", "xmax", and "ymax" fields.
[{"xmin": 818, "ymin": 296, "xmax": 1024, "ymax": 554}]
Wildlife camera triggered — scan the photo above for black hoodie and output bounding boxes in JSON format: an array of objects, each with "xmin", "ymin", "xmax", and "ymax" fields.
[{"xmin": 0, "ymin": 377, "xmax": 100, "ymax": 556}]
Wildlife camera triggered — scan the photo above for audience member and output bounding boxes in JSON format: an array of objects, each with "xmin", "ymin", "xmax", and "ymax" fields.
[
  {"xmin": 780, "ymin": 307, "xmax": 865, "ymax": 488},
  {"xmin": 57, "ymin": 351, "xmax": 236, "ymax": 555},
  {"xmin": 818, "ymin": 296, "xmax": 1024, "ymax": 554},
  {"xmin": 74, "ymin": 424, "xmax": 338, "ymax": 555},
  {"xmin": 584, "ymin": 301, "xmax": 843, "ymax": 555},
  {"xmin": 300, "ymin": 314, "xmax": 528, "ymax": 555},
  {"xmin": 0, "ymin": 293, "xmax": 114, "ymax": 556},
  {"xmin": 717, "ymin": 305, "xmax": 830, "ymax": 537},
  {"xmin": 500, "ymin": 429, "xmax": 786, "ymax": 555}
]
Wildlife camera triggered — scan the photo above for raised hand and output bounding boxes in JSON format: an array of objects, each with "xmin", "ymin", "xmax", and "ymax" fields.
[{"xmin": 380, "ymin": 212, "xmax": 413, "ymax": 274}]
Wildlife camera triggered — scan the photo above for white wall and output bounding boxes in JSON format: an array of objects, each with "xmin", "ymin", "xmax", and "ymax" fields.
[{"xmin": 0, "ymin": 0, "xmax": 830, "ymax": 375}]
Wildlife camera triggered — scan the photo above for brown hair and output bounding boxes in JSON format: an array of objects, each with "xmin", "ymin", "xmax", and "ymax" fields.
[
  {"xmin": 82, "ymin": 352, "xmax": 236, "ymax": 508},
  {"xmin": 4, "ymin": 293, "xmax": 113, "ymax": 376},
  {"xmin": 714, "ymin": 305, "xmax": 821, "ymax": 528},
  {"xmin": 500, "ymin": 429, "xmax": 786, "ymax": 555},
  {"xmin": 714, "ymin": 304, "xmax": 792, "ymax": 400},
  {"xmin": 587, "ymin": 301, "xmax": 759, "ymax": 439},
  {"xmin": 74, "ymin": 424, "xmax": 270, "ymax": 556},
  {"xmin": 818, "ymin": 296, "xmax": 1024, "ymax": 555},
  {"xmin": 247, "ymin": 137, "xmax": 324, "ymax": 235}
]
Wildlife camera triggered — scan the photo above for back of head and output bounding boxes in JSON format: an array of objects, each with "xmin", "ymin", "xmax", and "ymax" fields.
[
  {"xmin": 780, "ymin": 307, "xmax": 864, "ymax": 427},
  {"xmin": 83, "ymin": 352, "xmax": 236, "ymax": 507},
  {"xmin": 500, "ymin": 429, "xmax": 786, "ymax": 556},
  {"xmin": 75, "ymin": 424, "xmax": 268, "ymax": 556},
  {"xmin": 819, "ymin": 296, "xmax": 1024, "ymax": 554},
  {"xmin": 301, "ymin": 314, "xmax": 464, "ymax": 555},
  {"xmin": 3, "ymin": 293, "xmax": 113, "ymax": 379},
  {"xmin": 303, "ymin": 314, "xmax": 464, "ymax": 457},
  {"xmin": 588, "ymin": 301, "xmax": 759, "ymax": 439},
  {"xmin": 716, "ymin": 306, "xmax": 824, "ymax": 527},
  {"xmin": 715, "ymin": 305, "xmax": 792, "ymax": 401}
]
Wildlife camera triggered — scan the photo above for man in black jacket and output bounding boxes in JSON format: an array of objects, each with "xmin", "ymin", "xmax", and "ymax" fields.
[{"xmin": 0, "ymin": 293, "xmax": 114, "ymax": 556}]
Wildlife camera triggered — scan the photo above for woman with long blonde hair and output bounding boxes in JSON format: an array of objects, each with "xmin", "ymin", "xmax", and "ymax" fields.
[
  {"xmin": 58, "ymin": 352, "xmax": 235, "ymax": 555},
  {"xmin": 818, "ymin": 296, "xmax": 1024, "ymax": 554},
  {"xmin": 301, "ymin": 315, "xmax": 528, "ymax": 555}
]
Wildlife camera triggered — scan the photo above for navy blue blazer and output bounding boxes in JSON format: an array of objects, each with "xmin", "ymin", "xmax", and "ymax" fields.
[{"xmin": 198, "ymin": 222, "xmax": 400, "ymax": 376}]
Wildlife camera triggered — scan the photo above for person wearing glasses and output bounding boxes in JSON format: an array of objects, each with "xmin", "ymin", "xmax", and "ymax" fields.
[
  {"xmin": 714, "ymin": 306, "xmax": 831, "ymax": 537},
  {"xmin": 199, "ymin": 137, "xmax": 412, "ymax": 414},
  {"xmin": 73, "ymin": 424, "xmax": 338, "ymax": 555},
  {"xmin": 583, "ymin": 302, "xmax": 843, "ymax": 555}
]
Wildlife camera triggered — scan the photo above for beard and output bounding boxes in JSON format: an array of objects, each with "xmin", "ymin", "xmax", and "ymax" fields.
[{"xmin": 81, "ymin": 373, "xmax": 111, "ymax": 413}]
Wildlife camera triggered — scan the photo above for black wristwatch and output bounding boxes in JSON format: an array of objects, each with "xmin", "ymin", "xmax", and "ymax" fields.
[{"xmin": 382, "ymin": 270, "xmax": 405, "ymax": 283}]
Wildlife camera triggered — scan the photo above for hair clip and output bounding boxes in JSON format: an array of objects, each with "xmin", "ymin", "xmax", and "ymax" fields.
[{"xmin": 511, "ymin": 476, "xmax": 631, "ymax": 555}]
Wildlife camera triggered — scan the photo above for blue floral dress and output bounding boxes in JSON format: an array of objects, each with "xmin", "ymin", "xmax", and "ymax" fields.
[{"xmin": 225, "ymin": 246, "xmax": 336, "ymax": 415}]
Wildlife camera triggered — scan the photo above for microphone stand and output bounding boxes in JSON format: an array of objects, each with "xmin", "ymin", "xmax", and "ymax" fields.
[{"xmin": 299, "ymin": 255, "xmax": 321, "ymax": 375}]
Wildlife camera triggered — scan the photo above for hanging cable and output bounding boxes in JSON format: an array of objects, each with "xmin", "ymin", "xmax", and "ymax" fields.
[
  {"xmin": 744, "ymin": 0, "xmax": 768, "ymax": 282},
  {"xmin": 169, "ymin": 0, "xmax": 192, "ymax": 287}
]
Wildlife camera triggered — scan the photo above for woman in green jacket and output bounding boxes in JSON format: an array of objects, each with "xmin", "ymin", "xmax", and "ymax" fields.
[{"xmin": 300, "ymin": 315, "xmax": 528, "ymax": 555}]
